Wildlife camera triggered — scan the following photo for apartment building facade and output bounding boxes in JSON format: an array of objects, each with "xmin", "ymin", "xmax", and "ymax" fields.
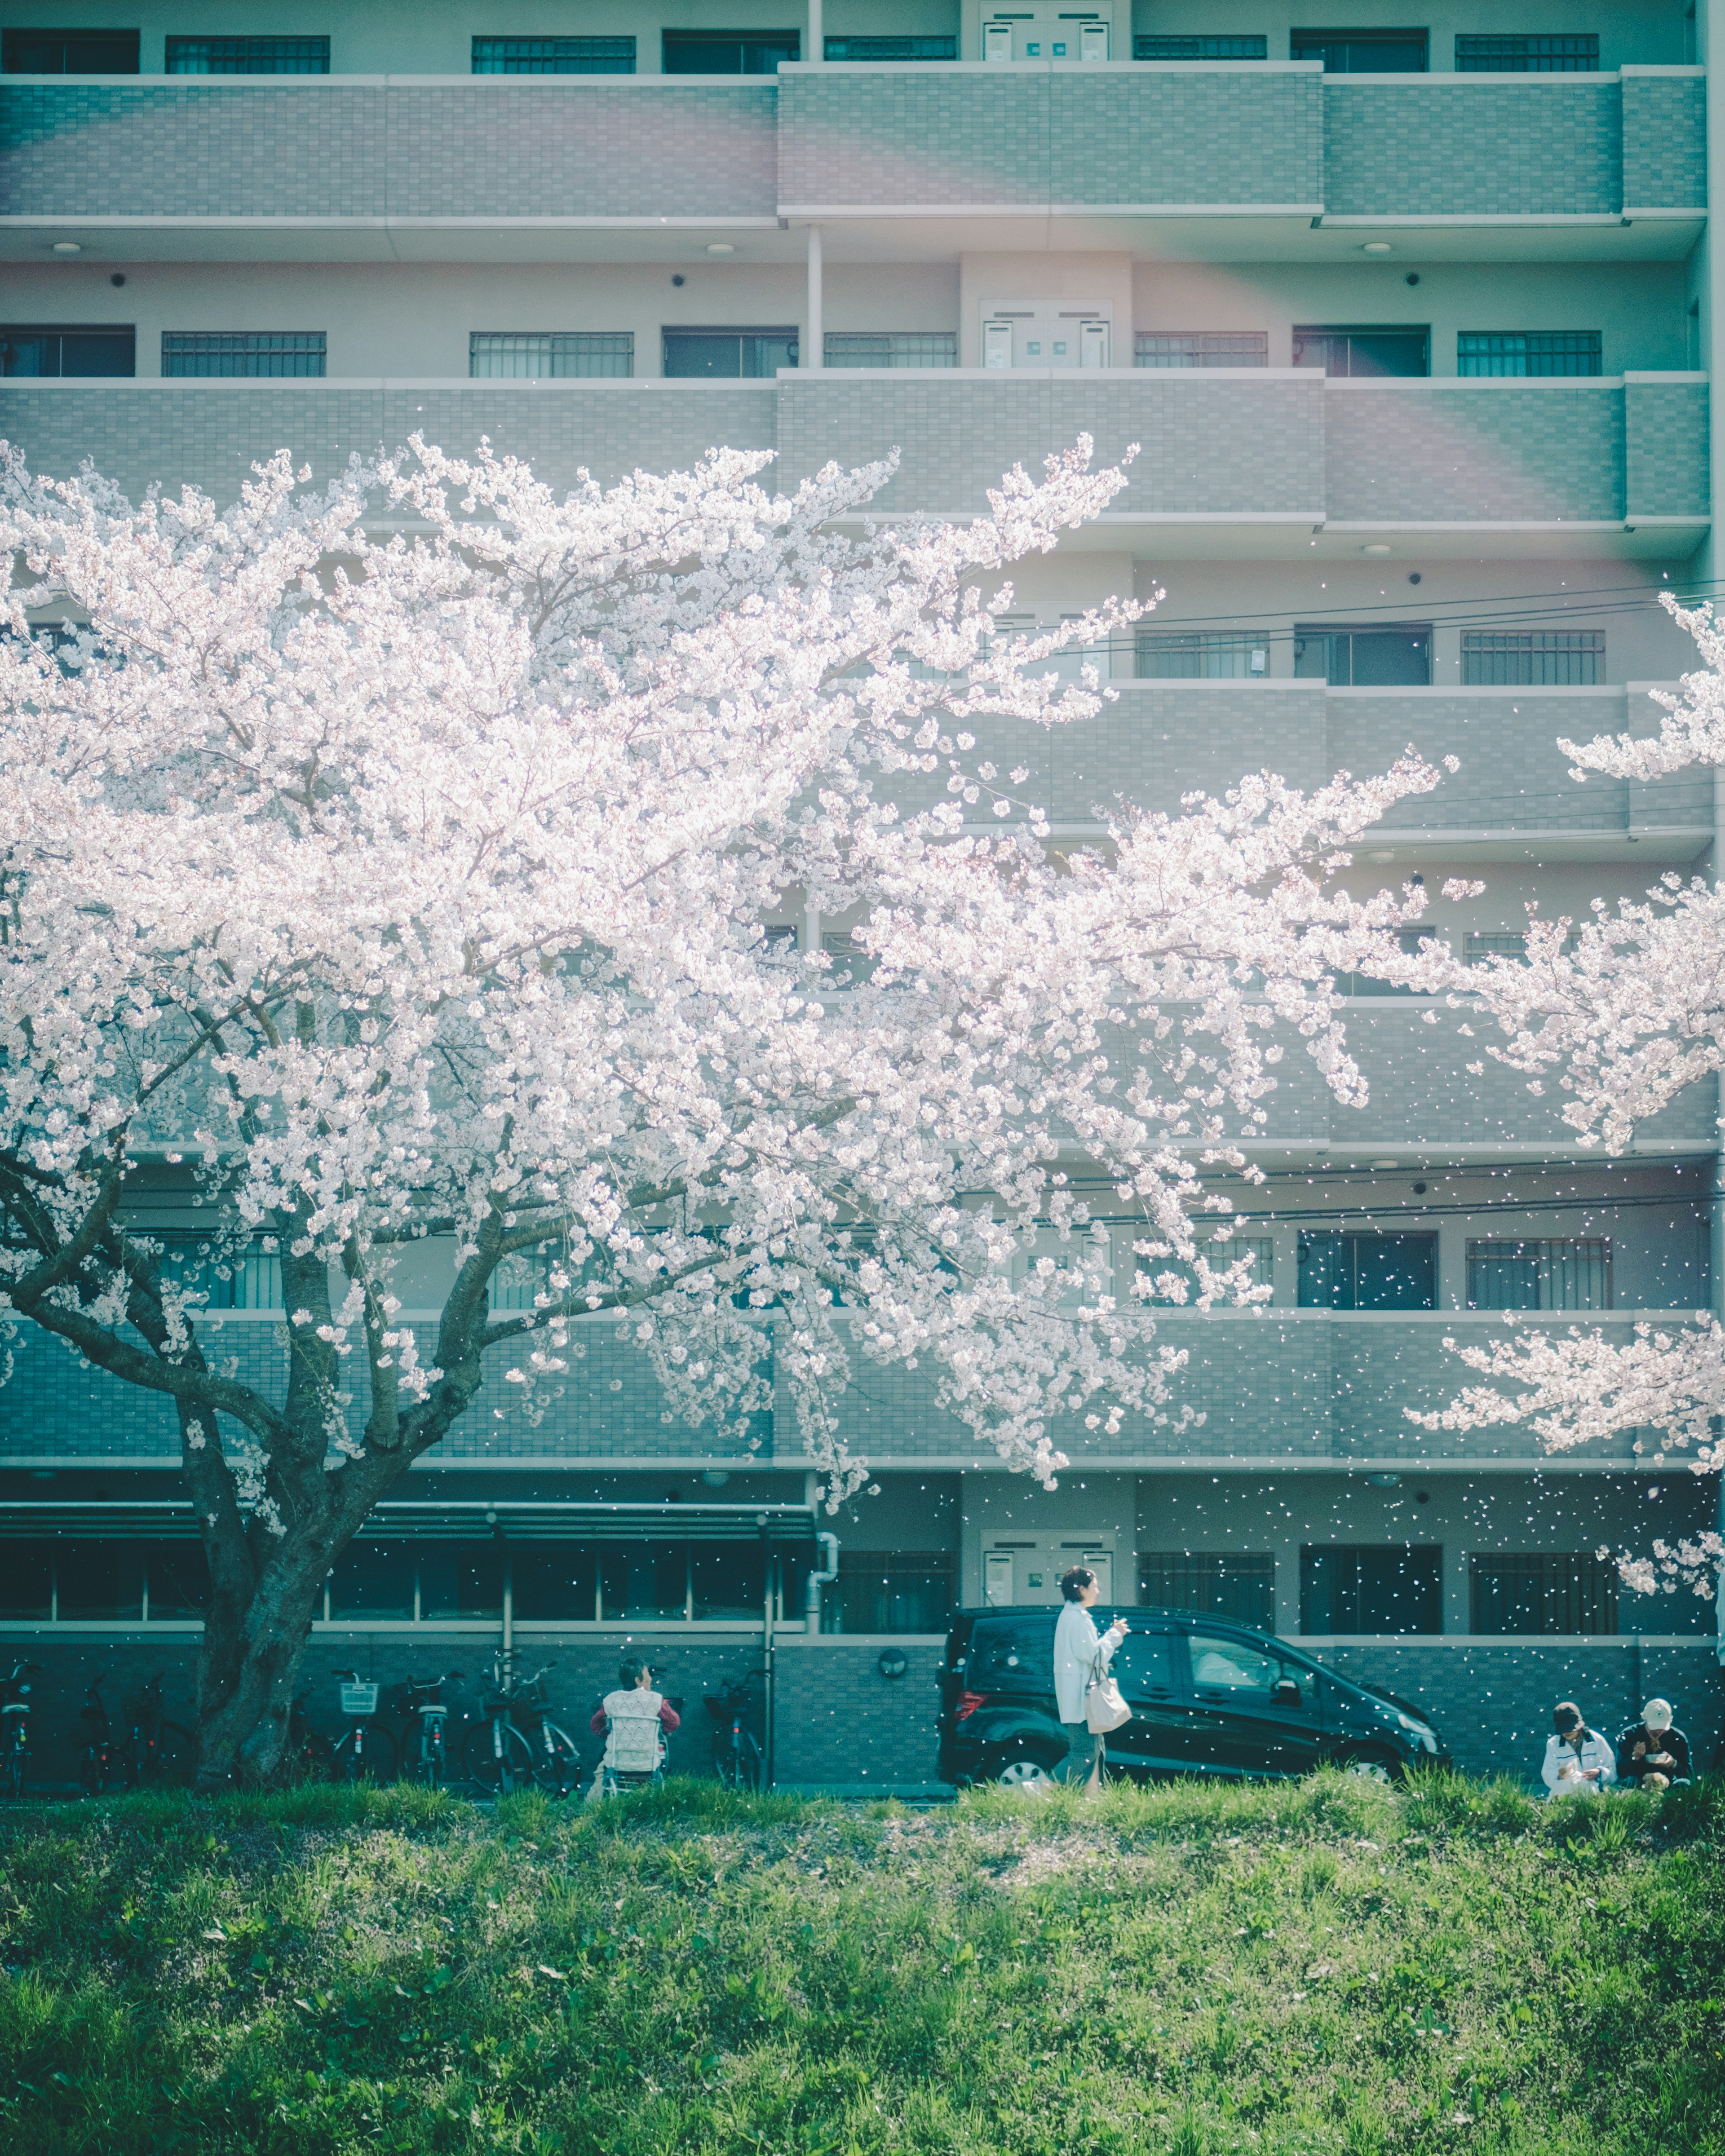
[{"xmin": 1, "ymin": 0, "xmax": 1722, "ymax": 1786}]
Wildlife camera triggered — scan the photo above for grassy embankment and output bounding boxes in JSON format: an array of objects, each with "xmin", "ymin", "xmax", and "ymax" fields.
[{"xmin": 0, "ymin": 1772, "xmax": 1720, "ymax": 2155}]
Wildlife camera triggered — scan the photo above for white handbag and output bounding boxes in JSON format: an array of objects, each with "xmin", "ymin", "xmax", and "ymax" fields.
[{"xmin": 1085, "ymin": 1652, "xmax": 1132, "ymax": 1735}]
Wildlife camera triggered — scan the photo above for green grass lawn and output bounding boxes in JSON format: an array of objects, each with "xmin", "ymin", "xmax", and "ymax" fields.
[{"xmin": 0, "ymin": 1772, "xmax": 1720, "ymax": 2156}]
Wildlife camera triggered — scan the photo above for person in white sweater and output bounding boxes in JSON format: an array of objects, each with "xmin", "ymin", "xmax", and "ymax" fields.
[
  {"xmin": 1053, "ymin": 1566, "xmax": 1128, "ymax": 1791},
  {"xmin": 1540, "ymin": 1699, "xmax": 1617, "ymax": 1798}
]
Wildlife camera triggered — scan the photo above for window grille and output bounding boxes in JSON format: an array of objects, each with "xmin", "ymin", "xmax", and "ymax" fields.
[
  {"xmin": 1010, "ymin": 1227, "xmax": 1113, "ymax": 1311},
  {"xmin": 469, "ymin": 331, "xmax": 633, "ymax": 378},
  {"xmin": 1464, "ymin": 929, "xmax": 1583, "ymax": 966},
  {"xmin": 1137, "ymin": 632, "xmax": 1268, "ymax": 679},
  {"xmin": 662, "ymin": 29, "xmax": 799, "ymax": 74},
  {"xmin": 1455, "ymin": 34, "xmax": 1598, "ymax": 72},
  {"xmin": 1139, "ymin": 1234, "xmax": 1274, "ymax": 1305},
  {"xmin": 0, "ymin": 325, "xmax": 133, "ymax": 377},
  {"xmin": 471, "ymin": 37, "xmax": 636, "ymax": 73},
  {"xmin": 822, "ymin": 1551, "xmax": 957, "ymax": 1634},
  {"xmin": 161, "ymin": 332, "xmax": 325, "ymax": 378},
  {"xmin": 1300, "ymin": 1546, "xmax": 1442, "ymax": 1633},
  {"xmin": 1468, "ymin": 1553, "xmax": 1618, "ymax": 1635},
  {"xmin": 2, "ymin": 28, "xmax": 138, "ymax": 71},
  {"xmin": 1135, "ymin": 35, "xmax": 1267, "ymax": 59},
  {"xmin": 1457, "ymin": 331, "xmax": 1601, "ymax": 378},
  {"xmin": 1138, "ymin": 1552, "xmax": 1275, "ymax": 1630},
  {"xmin": 1135, "ymin": 330, "xmax": 1268, "ymax": 369},
  {"xmin": 1335, "ymin": 925, "xmax": 1433, "ymax": 999},
  {"xmin": 160, "ymin": 1239, "xmax": 284, "ymax": 1310},
  {"xmin": 1461, "ymin": 630, "xmax": 1603, "ymax": 685},
  {"xmin": 824, "ymin": 331, "xmax": 956, "ymax": 368},
  {"xmin": 823, "ymin": 36, "xmax": 955, "ymax": 59},
  {"xmin": 1467, "ymin": 1238, "xmax": 1611, "ymax": 1312},
  {"xmin": 165, "ymin": 37, "xmax": 330, "ymax": 74},
  {"xmin": 1297, "ymin": 1232, "xmax": 1437, "ymax": 1311}
]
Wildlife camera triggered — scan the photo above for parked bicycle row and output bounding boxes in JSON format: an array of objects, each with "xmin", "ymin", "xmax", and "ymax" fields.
[{"xmin": 0, "ymin": 1656, "xmax": 765, "ymax": 1799}]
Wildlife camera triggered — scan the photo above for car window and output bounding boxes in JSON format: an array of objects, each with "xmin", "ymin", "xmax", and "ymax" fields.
[
  {"xmin": 1111, "ymin": 1631, "xmax": 1174, "ymax": 1696},
  {"xmin": 1187, "ymin": 1632, "xmax": 1315, "ymax": 1708},
  {"xmin": 969, "ymin": 1614, "xmax": 1054, "ymax": 1692}
]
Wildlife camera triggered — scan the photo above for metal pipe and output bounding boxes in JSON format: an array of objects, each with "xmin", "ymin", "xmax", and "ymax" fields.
[
  {"xmin": 804, "ymin": 1530, "xmax": 840, "ymax": 1627},
  {"xmin": 804, "ymin": 222, "xmax": 823, "ymax": 369}
]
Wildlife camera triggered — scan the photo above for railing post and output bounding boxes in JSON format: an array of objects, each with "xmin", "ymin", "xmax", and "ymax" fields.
[{"xmin": 807, "ymin": 0, "xmax": 822, "ymax": 64}]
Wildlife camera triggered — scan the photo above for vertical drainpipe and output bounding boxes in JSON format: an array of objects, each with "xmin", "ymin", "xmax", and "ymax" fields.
[
  {"xmin": 761, "ymin": 1527, "xmax": 777, "ymax": 1786},
  {"xmin": 805, "ymin": 223, "xmax": 824, "ymax": 372},
  {"xmin": 807, "ymin": 0, "xmax": 822, "ymax": 66}
]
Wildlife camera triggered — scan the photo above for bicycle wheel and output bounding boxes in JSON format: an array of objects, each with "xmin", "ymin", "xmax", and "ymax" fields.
[
  {"xmin": 463, "ymin": 1719, "xmax": 535, "ymax": 1794},
  {"xmin": 143, "ymin": 1721, "xmax": 195, "ymax": 1788},
  {"xmin": 531, "ymin": 1723, "xmax": 582, "ymax": 1797},
  {"xmin": 734, "ymin": 1730, "xmax": 763, "ymax": 1794},
  {"xmin": 340, "ymin": 1724, "xmax": 398, "ymax": 1784},
  {"xmin": 78, "ymin": 1748, "xmax": 107, "ymax": 1797}
]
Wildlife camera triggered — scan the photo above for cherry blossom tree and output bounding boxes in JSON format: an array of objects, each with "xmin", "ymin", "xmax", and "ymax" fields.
[
  {"xmin": 0, "ymin": 433, "xmax": 1441, "ymax": 1783},
  {"xmin": 1409, "ymin": 593, "xmax": 1725, "ymax": 1604}
]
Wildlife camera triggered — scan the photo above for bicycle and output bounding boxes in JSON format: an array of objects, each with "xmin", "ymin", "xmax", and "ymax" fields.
[
  {"xmin": 330, "ymin": 1671, "xmax": 397, "ymax": 1784},
  {"xmin": 77, "ymin": 1678, "xmax": 117, "ymax": 1796},
  {"xmin": 111, "ymin": 1673, "xmax": 194, "ymax": 1789},
  {"xmin": 0, "ymin": 1663, "xmax": 41, "ymax": 1798},
  {"xmin": 281, "ymin": 1683, "xmax": 336, "ymax": 1785},
  {"xmin": 391, "ymin": 1670, "xmax": 463, "ymax": 1789},
  {"xmin": 462, "ymin": 1659, "xmax": 581, "ymax": 1796},
  {"xmin": 705, "ymin": 1675, "xmax": 764, "ymax": 1793}
]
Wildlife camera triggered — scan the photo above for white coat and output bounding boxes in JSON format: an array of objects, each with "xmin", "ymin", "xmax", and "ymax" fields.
[
  {"xmin": 1053, "ymin": 1602, "xmax": 1125, "ymax": 1723},
  {"xmin": 1540, "ymin": 1729, "xmax": 1616, "ymax": 1796}
]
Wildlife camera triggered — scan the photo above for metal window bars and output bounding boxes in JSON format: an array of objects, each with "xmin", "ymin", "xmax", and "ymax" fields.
[
  {"xmin": 469, "ymin": 331, "xmax": 634, "ymax": 378},
  {"xmin": 161, "ymin": 332, "xmax": 326, "ymax": 378}
]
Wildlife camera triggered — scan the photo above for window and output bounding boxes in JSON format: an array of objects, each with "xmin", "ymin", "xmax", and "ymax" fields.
[
  {"xmin": 662, "ymin": 29, "xmax": 798, "ymax": 74},
  {"xmin": 1137, "ymin": 631, "xmax": 1268, "ymax": 679},
  {"xmin": 692, "ymin": 1543, "xmax": 767, "ymax": 1621},
  {"xmin": 511, "ymin": 1544, "xmax": 598, "ymax": 1620},
  {"xmin": 1135, "ymin": 35, "xmax": 1267, "ymax": 59},
  {"xmin": 1469, "ymin": 1552, "xmax": 1618, "ymax": 1634},
  {"xmin": 1457, "ymin": 331, "xmax": 1601, "ymax": 378},
  {"xmin": 472, "ymin": 36, "xmax": 636, "ymax": 73},
  {"xmin": 1455, "ymin": 34, "xmax": 1597, "ymax": 72},
  {"xmin": 329, "ymin": 1544, "xmax": 416, "ymax": 1620},
  {"xmin": 56, "ymin": 1543, "xmax": 146, "ymax": 1621},
  {"xmin": 1300, "ymin": 1546, "xmax": 1442, "ymax": 1633},
  {"xmin": 600, "ymin": 1543, "xmax": 691, "ymax": 1621},
  {"xmin": 1297, "ymin": 1231, "xmax": 1436, "ymax": 1311},
  {"xmin": 823, "ymin": 1551, "xmax": 956, "ymax": 1633},
  {"xmin": 824, "ymin": 36, "xmax": 955, "ymax": 59},
  {"xmin": 0, "ymin": 325, "xmax": 134, "ymax": 378},
  {"xmin": 144, "ymin": 1542, "xmax": 209, "ymax": 1617},
  {"xmin": 1011, "ymin": 1227, "xmax": 1112, "ymax": 1311},
  {"xmin": 165, "ymin": 36, "xmax": 330, "ymax": 73},
  {"xmin": 0, "ymin": 1548, "xmax": 52, "ymax": 1620},
  {"xmin": 1461, "ymin": 630, "xmax": 1603, "ymax": 685},
  {"xmin": 1467, "ymin": 1238, "xmax": 1611, "ymax": 1312},
  {"xmin": 1140, "ymin": 1552, "xmax": 1275, "ymax": 1630},
  {"xmin": 1135, "ymin": 331, "xmax": 1268, "ymax": 369},
  {"xmin": 824, "ymin": 331, "xmax": 956, "ymax": 368},
  {"xmin": 159, "ymin": 1238, "xmax": 284, "ymax": 1310},
  {"xmin": 1294, "ymin": 623, "xmax": 1429, "ymax": 685},
  {"xmin": 418, "ymin": 1542, "xmax": 504, "ymax": 1620},
  {"xmin": 1293, "ymin": 324, "xmax": 1429, "ymax": 377},
  {"xmin": 161, "ymin": 332, "xmax": 325, "ymax": 378},
  {"xmin": 470, "ymin": 331, "xmax": 633, "ymax": 378},
  {"xmin": 1188, "ymin": 1630, "xmax": 1315, "ymax": 1703},
  {"xmin": 1139, "ymin": 1234, "xmax": 1274, "ymax": 1305},
  {"xmin": 1290, "ymin": 28, "xmax": 1427, "ymax": 71},
  {"xmin": 663, "ymin": 327, "xmax": 798, "ymax": 377},
  {"xmin": 1335, "ymin": 925, "xmax": 1431, "ymax": 999},
  {"xmin": 2, "ymin": 27, "xmax": 139, "ymax": 71}
]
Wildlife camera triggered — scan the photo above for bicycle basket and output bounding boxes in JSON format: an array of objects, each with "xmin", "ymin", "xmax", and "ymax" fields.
[
  {"xmin": 703, "ymin": 1697, "xmax": 735, "ymax": 1724},
  {"xmin": 339, "ymin": 1683, "xmax": 380, "ymax": 1717}
]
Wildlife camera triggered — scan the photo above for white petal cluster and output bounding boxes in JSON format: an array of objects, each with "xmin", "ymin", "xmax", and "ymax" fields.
[{"xmin": 0, "ymin": 434, "xmax": 1438, "ymax": 1534}]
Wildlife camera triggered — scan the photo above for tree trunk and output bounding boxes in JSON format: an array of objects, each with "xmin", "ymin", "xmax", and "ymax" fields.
[{"xmin": 191, "ymin": 1537, "xmax": 332, "ymax": 1789}]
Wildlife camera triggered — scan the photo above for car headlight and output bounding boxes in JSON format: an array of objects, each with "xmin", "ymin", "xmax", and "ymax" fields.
[{"xmin": 1394, "ymin": 1709, "xmax": 1439, "ymax": 1752}]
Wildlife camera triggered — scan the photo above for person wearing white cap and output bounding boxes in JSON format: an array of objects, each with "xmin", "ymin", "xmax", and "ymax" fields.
[
  {"xmin": 1614, "ymin": 1698, "xmax": 1691, "ymax": 1789},
  {"xmin": 1539, "ymin": 1700, "xmax": 1616, "ymax": 1797}
]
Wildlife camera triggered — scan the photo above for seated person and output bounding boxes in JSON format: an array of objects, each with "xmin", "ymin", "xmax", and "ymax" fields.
[
  {"xmin": 590, "ymin": 1656, "xmax": 681, "ymax": 1776},
  {"xmin": 1615, "ymin": 1697, "xmax": 1691, "ymax": 1789},
  {"xmin": 1539, "ymin": 1700, "xmax": 1616, "ymax": 1798}
]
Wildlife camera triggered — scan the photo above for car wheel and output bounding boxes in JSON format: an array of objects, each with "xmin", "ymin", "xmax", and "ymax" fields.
[
  {"xmin": 994, "ymin": 1756, "xmax": 1061, "ymax": 1794},
  {"xmin": 1340, "ymin": 1751, "xmax": 1398, "ymax": 1784}
]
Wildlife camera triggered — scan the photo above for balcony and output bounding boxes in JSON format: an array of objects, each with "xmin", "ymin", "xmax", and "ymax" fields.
[{"xmin": 0, "ymin": 66, "xmax": 1703, "ymax": 259}]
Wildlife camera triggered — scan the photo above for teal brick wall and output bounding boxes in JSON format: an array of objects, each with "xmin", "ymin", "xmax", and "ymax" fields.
[
  {"xmin": 1624, "ymin": 380, "xmax": 1711, "ymax": 519},
  {"xmin": 1620, "ymin": 71, "xmax": 1707, "ymax": 209},
  {"xmin": 1323, "ymin": 80, "xmax": 1621, "ymax": 217},
  {"xmin": 1325, "ymin": 384, "xmax": 1626, "ymax": 524}
]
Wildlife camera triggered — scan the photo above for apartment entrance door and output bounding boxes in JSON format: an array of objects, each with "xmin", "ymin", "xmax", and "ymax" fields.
[
  {"xmin": 982, "ymin": 8, "xmax": 1112, "ymax": 62},
  {"xmin": 981, "ymin": 303, "xmax": 1112, "ymax": 370},
  {"xmin": 982, "ymin": 1533, "xmax": 1115, "ymax": 1606}
]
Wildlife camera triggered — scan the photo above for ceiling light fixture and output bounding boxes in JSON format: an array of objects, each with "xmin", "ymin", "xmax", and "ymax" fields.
[
  {"xmin": 1361, "ymin": 543, "xmax": 1393, "ymax": 555},
  {"xmin": 50, "ymin": 240, "xmax": 82, "ymax": 255},
  {"xmin": 1362, "ymin": 241, "xmax": 1393, "ymax": 255},
  {"xmin": 705, "ymin": 242, "xmax": 735, "ymax": 255}
]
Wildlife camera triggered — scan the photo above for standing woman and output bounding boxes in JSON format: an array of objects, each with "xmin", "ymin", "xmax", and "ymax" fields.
[{"xmin": 1053, "ymin": 1566, "xmax": 1128, "ymax": 1792}]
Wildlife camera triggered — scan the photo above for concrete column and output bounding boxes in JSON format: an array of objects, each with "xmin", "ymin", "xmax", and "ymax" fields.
[
  {"xmin": 808, "ymin": 0, "xmax": 823, "ymax": 62},
  {"xmin": 805, "ymin": 223, "xmax": 824, "ymax": 368}
]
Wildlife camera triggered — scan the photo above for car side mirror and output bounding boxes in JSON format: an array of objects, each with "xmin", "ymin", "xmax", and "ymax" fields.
[{"xmin": 1271, "ymin": 1678, "xmax": 1300, "ymax": 1707}]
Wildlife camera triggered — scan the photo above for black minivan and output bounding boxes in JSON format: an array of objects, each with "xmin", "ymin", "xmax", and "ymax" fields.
[{"xmin": 938, "ymin": 1605, "xmax": 1450, "ymax": 1788}]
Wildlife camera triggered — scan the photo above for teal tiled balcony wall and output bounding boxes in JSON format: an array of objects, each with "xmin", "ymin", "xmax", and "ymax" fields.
[
  {"xmin": 0, "ymin": 68, "xmax": 1704, "ymax": 224},
  {"xmin": 1, "ymin": 370, "xmax": 1707, "ymax": 535}
]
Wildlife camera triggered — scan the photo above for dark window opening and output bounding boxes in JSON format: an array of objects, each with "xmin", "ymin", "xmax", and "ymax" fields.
[
  {"xmin": 1135, "ymin": 35, "xmax": 1267, "ymax": 59},
  {"xmin": 143, "ymin": 1541, "xmax": 209, "ymax": 1617},
  {"xmin": 0, "ymin": 325, "xmax": 135, "ymax": 378},
  {"xmin": 1469, "ymin": 1552, "xmax": 1618, "ymax": 1634},
  {"xmin": 663, "ymin": 326, "xmax": 798, "ymax": 377},
  {"xmin": 1467, "ymin": 1238, "xmax": 1611, "ymax": 1312},
  {"xmin": 823, "ymin": 1551, "xmax": 955, "ymax": 1633},
  {"xmin": 472, "ymin": 36, "xmax": 636, "ymax": 73},
  {"xmin": 1139, "ymin": 1551, "xmax": 1275, "ymax": 1631},
  {"xmin": 599, "ymin": 1542, "xmax": 690, "ymax": 1621},
  {"xmin": 165, "ymin": 36, "xmax": 330, "ymax": 73},
  {"xmin": 418, "ymin": 1542, "xmax": 504, "ymax": 1621},
  {"xmin": 1457, "ymin": 330, "xmax": 1601, "ymax": 377},
  {"xmin": 161, "ymin": 332, "xmax": 325, "ymax": 379},
  {"xmin": 662, "ymin": 29, "xmax": 799, "ymax": 73},
  {"xmin": 1297, "ymin": 1231, "xmax": 1436, "ymax": 1311},
  {"xmin": 1291, "ymin": 27, "xmax": 1428, "ymax": 71},
  {"xmin": 0, "ymin": 1548, "xmax": 52, "ymax": 1620},
  {"xmin": 56, "ymin": 1543, "xmax": 146, "ymax": 1621},
  {"xmin": 824, "ymin": 35, "xmax": 955, "ymax": 59},
  {"xmin": 1293, "ymin": 623, "xmax": 1429, "ymax": 685},
  {"xmin": 329, "ymin": 1543, "xmax": 416, "ymax": 1621},
  {"xmin": 2, "ymin": 27, "xmax": 140, "ymax": 72},
  {"xmin": 1455, "ymin": 34, "xmax": 1597, "ymax": 72},
  {"xmin": 1293, "ymin": 323, "xmax": 1429, "ymax": 377},
  {"xmin": 1301, "ymin": 1545, "xmax": 1442, "ymax": 1633},
  {"xmin": 510, "ymin": 1544, "xmax": 597, "ymax": 1621}
]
